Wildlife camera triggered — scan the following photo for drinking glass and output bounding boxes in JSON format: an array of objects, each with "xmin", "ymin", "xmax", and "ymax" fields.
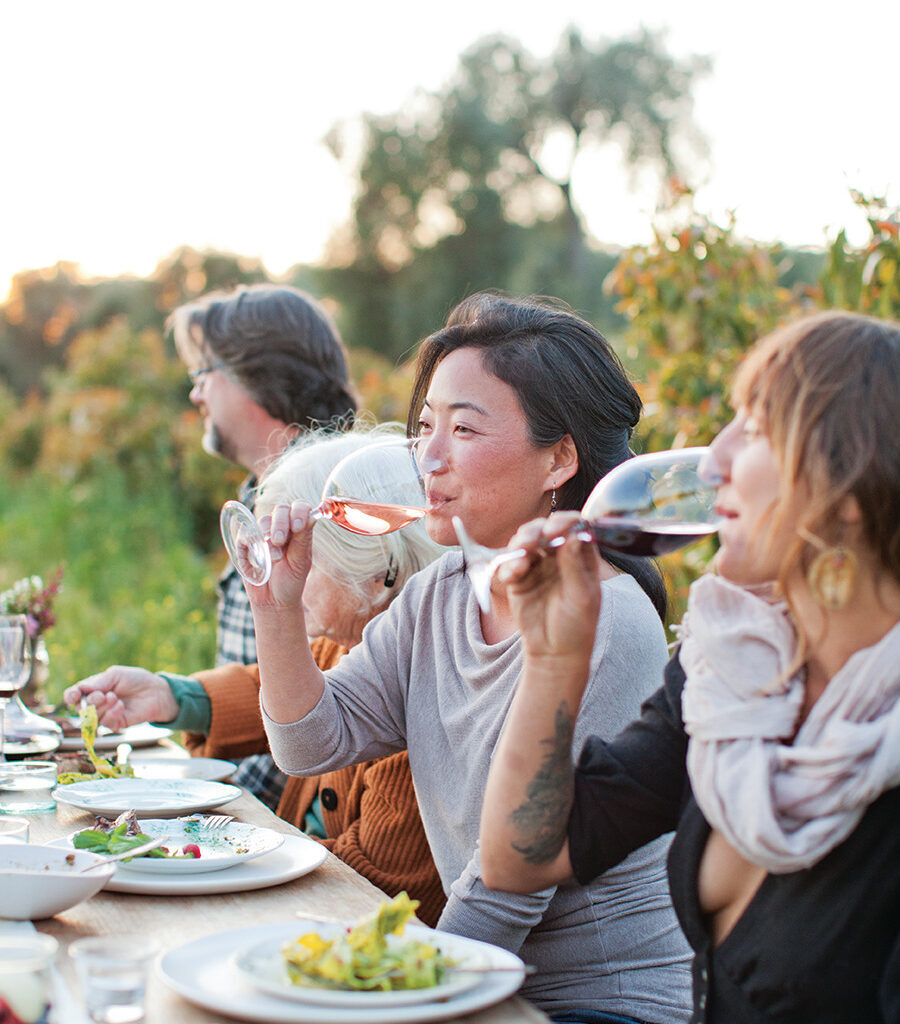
[
  {"xmin": 454, "ymin": 447, "xmax": 721, "ymax": 612},
  {"xmin": 70, "ymin": 936, "xmax": 157, "ymax": 1024},
  {"xmin": 0, "ymin": 935, "xmax": 58, "ymax": 1023},
  {"xmin": 0, "ymin": 616, "xmax": 31, "ymax": 763},
  {"xmin": 220, "ymin": 437, "xmax": 426, "ymax": 586}
]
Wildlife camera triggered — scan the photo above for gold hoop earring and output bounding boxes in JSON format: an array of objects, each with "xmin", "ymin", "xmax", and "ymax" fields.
[
  {"xmin": 550, "ymin": 487, "xmax": 557, "ymax": 513},
  {"xmin": 807, "ymin": 545, "xmax": 858, "ymax": 610}
]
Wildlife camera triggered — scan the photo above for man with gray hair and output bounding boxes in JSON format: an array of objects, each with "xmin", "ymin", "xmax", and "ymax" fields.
[{"xmin": 169, "ymin": 284, "xmax": 357, "ymax": 805}]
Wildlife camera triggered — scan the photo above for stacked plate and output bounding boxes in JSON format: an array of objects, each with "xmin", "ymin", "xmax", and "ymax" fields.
[
  {"xmin": 50, "ymin": 815, "xmax": 328, "ymax": 896},
  {"xmin": 158, "ymin": 920, "xmax": 527, "ymax": 1023}
]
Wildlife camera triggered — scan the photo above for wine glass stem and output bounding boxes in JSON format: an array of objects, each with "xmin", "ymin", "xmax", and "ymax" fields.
[
  {"xmin": 0, "ymin": 697, "xmax": 7, "ymax": 763},
  {"xmin": 489, "ymin": 526, "xmax": 594, "ymax": 577}
]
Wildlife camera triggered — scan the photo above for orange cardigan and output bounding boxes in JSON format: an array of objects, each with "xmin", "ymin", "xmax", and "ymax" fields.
[{"xmin": 183, "ymin": 636, "xmax": 446, "ymax": 927}]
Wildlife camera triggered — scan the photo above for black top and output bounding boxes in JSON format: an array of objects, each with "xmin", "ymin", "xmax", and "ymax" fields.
[{"xmin": 569, "ymin": 653, "xmax": 900, "ymax": 1024}]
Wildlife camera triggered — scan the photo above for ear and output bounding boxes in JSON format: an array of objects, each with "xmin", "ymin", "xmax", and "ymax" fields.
[
  {"xmin": 547, "ymin": 433, "xmax": 579, "ymax": 488},
  {"xmin": 837, "ymin": 493, "xmax": 862, "ymax": 524}
]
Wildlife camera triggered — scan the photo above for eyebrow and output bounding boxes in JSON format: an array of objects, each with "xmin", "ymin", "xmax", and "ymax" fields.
[{"xmin": 422, "ymin": 398, "xmax": 489, "ymax": 416}]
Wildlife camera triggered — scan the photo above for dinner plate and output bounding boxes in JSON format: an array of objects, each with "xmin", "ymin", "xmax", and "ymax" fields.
[
  {"xmin": 53, "ymin": 778, "xmax": 240, "ymax": 817},
  {"xmin": 233, "ymin": 922, "xmax": 484, "ymax": 1008},
  {"xmin": 130, "ymin": 756, "xmax": 236, "ymax": 782},
  {"xmin": 58, "ymin": 723, "xmax": 173, "ymax": 752},
  {"xmin": 158, "ymin": 921, "xmax": 525, "ymax": 1023},
  {"xmin": 55, "ymin": 818, "xmax": 284, "ymax": 875},
  {"xmin": 107, "ymin": 835, "xmax": 327, "ymax": 894}
]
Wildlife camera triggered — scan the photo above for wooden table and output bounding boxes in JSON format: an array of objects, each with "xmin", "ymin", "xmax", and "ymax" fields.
[{"xmin": 27, "ymin": 780, "xmax": 548, "ymax": 1024}]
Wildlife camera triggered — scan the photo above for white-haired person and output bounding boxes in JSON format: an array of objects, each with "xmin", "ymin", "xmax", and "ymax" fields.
[{"xmin": 66, "ymin": 424, "xmax": 447, "ymax": 925}]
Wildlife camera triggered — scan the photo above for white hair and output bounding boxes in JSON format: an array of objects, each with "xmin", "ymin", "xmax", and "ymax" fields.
[{"xmin": 254, "ymin": 419, "xmax": 445, "ymax": 616}]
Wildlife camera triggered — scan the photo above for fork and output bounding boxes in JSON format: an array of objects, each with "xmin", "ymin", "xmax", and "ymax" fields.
[
  {"xmin": 178, "ymin": 813, "xmax": 235, "ymax": 830},
  {"xmin": 203, "ymin": 814, "xmax": 235, "ymax": 830}
]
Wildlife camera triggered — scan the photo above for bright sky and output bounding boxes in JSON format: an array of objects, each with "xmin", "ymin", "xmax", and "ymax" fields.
[{"xmin": 2, "ymin": 1, "xmax": 897, "ymax": 301}]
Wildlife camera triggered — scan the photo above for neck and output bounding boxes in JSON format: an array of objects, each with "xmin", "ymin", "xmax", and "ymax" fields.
[
  {"xmin": 246, "ymin": 423, "xmax": 300, "ymax": 477},
  {"xmin": 790, "ymin": 574, "xmax": 900, "ymax": 705}
]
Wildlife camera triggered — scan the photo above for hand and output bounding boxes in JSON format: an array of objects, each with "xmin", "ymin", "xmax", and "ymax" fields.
[
  {"xmin": 242, "ymin": 501, "xmax": 315, "ymax": 613},
  {"xmin": 63, "ymin": 666, "xmax": 179, "ymax": 731},
  {"xmin": 497, "ymin": 513, "xmax": 603, "ymax": 663}
]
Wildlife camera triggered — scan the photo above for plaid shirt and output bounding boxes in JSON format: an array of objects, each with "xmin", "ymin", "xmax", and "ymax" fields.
[{"xmin": 214, "ymin": 477, "xmax": 288, "ymax": 812}]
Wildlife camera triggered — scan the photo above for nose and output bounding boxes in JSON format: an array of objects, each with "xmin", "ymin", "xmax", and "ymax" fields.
[
  {"xmin": 414, "ymin": 434, "xmax": 446, "ymax": 475},
  {"xmin": 697, "ymin": 447, "xmax": 725, "ymax": 487},
  {"xmin": 704, "ymin": 420, "xmax": 739, "ymax": 485}
]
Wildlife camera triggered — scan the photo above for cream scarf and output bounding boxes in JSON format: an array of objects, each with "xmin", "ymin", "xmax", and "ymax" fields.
[{"xmin": 679, "ymin": 574, "xmax": 900, "ymax": 873}]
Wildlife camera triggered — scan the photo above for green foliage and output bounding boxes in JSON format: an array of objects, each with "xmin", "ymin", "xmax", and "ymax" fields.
[
  {"xmin": 820, "ymin": 191, "xmax": 900, "ymax": 318},
  {"xmin": 0, "ymin": 465, "xmax": 218, "ymax": 703},
  {"xmin": 607, "ymin": 184, "xmax": 809, "ymax": 452}
]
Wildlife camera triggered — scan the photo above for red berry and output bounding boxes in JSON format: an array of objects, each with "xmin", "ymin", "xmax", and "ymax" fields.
[{"xmin": 182, "ymin": 843, "xmax": 201, "ymax": 858}]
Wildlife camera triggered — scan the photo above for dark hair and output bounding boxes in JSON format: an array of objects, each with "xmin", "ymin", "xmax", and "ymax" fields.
[
  {"xmin": 407, "ymin": 292, "xmax": 667, "ymax": 620},
  {"xmin": 734, "ymin": 310, "xmax": 900, "ymax": 593},
  {"xmin": 169, "ymin": 284, "xmax": 357, "ymax": 429}
]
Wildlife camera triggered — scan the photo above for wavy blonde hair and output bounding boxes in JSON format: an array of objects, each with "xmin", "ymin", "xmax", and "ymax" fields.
[{"xmin": 732, "ymin": 310, "xmax": 899, "ymax": 611}]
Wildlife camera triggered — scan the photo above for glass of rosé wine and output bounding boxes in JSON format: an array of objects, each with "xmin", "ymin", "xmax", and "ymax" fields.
[{"xmin": 220, "ymin": 437, "xmax": 426, "ymax": 587}]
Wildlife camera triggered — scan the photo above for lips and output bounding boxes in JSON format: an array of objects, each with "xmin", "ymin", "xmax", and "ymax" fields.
[
  {"xmin": 715, "ymin": 505, "xmax": 738, "ymax": 519},
  {"xmin": 425, "ymin": 490, "xmax": 452, "ymax": 514}
]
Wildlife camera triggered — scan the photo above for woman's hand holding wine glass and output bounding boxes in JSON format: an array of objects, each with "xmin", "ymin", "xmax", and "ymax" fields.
[{"xmin": 497, "ymin": 513, "xmax": 605, "ymax": 667}]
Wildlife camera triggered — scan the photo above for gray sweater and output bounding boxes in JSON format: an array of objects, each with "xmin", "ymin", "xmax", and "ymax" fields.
[{"xmin": 264, "ymin": 551, "xmax": 691, "ymax": 1020}]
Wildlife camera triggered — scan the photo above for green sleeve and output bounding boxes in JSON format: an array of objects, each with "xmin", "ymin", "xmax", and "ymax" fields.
[{"xmin": 154, "ymin": 673, "xmax": 212, "ymax": 734}]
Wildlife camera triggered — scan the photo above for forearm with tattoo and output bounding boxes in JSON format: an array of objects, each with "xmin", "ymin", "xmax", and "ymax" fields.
[{"xmin": 509, "ymin": 703, "xmax": 575, "ymax": 864}]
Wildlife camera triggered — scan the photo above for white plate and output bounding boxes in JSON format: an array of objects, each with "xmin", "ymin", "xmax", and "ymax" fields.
[
  {"xmin": 158, "ymin": 921, "xmax": 524, "ymax": 1023},
  {"xmin": 53, "ymin": 778, "xmax": 240, "ymax": 817},
  {"xmin": 58, "ymin": 723, "xmax": 173, "ymax": 751},
  {"xmin": 234, "ymin": 922, "xmax": 484, "ymax": 1008},
  {"xmin": 108, "ymin": 834, "xmax": 326, "ymax": 894},
  {"xmin": 56, "ymin": 819, "xmax": 284, "ymax": 875},
  {"xmin": 130, "ymin": 756, "xmax": 236, "ymax": 782}
]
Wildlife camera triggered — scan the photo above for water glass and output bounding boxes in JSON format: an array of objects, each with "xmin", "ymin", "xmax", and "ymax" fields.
[
  {"xmin": 0, "ymin": 761, "xmax": 57, "ymax": 814},
  {"xmin": 0, "ymin": 817, "xmax": 30, "ymax": 842},
  {"xmin": 70, "ymin": 937, "xmax": 157, "ymax": 1024},
  {"xmin": 0, "ymin": 934, "xmax": 58, "ymax": 1024}
]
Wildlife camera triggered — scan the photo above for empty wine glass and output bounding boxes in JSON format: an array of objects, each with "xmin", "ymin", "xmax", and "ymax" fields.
[
  {"xmin": 221, "ymin": 437, "xmax": 426, "ymax": 586},
  {"xmin": 0, "ymin": 615, "xmax": 31, "ymax": 763},
  {"xmin": 453, "ymin": 447, "xmax": 721, "ymax": 612}
]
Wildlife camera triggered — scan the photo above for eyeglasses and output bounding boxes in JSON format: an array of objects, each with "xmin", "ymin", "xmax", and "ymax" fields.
[{"xmin": 188, "ymin": 361, "xmax": 224, "ymax": 386}]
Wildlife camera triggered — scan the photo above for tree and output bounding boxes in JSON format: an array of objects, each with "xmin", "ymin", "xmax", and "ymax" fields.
[
  {"xmin": 322, "ymin": 27, "xmax": 709, "ymax": 356},
  {"xmin": 328, "ymin": 28, "xmax": 708, "ymax": 271}
]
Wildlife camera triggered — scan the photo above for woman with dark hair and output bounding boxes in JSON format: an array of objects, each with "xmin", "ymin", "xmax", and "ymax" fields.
[
  {"xmin": 478, "ymin": 310, "xmax": 900, "ymax": 1022},
  {"xmin": 246, "ymin": 294, "xmax": 692, "ymax": 1023}
]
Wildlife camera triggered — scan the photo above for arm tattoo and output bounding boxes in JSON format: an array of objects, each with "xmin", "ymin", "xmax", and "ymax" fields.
[{"xmin": 509, "ymin": 702, "xmax": 575, "ymax": 865}]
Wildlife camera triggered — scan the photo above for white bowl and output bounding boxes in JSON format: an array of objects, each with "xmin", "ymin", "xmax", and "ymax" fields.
[{"xmin": 0, "ymin": 844, "xmax": 115, "ymax": 920}]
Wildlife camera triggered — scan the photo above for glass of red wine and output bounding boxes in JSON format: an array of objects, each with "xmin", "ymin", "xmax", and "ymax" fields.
[
  {"xmin": 0, "ymin": 615, "xmax": 31, "ymax": 762},
  {"xmin": 453, "ymin": 447, "xmax": 721, "ymax": 612},
  {"xmin": 220, "ymin": 437, "xmax": 426, "ymax": 586}
]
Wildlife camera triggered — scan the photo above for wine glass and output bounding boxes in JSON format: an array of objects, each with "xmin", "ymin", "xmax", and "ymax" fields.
[
  {"xmin": 220, "ymin": 437, "xmax": 427, "ymax": 586},
  {"xmin": 453, "ymin": 447, "xmax": 721, "ymax": 612},
  {"xmin": 0, "ymin": 615, "xmax": 31, "ymax": 762}
]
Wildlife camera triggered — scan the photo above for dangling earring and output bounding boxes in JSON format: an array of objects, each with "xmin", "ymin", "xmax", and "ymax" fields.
[
  {"xmin": 807, "ymin": 545, "xmax": 858, "ymax": 610},
  {"xmin": 549, "ymin": 486, "xmax": 557, "ymax": 513},
  {"xmin": 384, "ymin": 555, "xmax": 398, "ymax": 588}
]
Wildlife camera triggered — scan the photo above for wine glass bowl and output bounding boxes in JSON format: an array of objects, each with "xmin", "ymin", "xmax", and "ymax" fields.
[
  {"xmin": 454, "ymin": 447, "xmax": 721, "ymax": 612},
  {"xmin": 0, "ymin": 615, "xmax": 31, "ymax": 763},
  {"xmin": 220, "ymin": 437, "xmax": 427, "ymax": 587}
]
